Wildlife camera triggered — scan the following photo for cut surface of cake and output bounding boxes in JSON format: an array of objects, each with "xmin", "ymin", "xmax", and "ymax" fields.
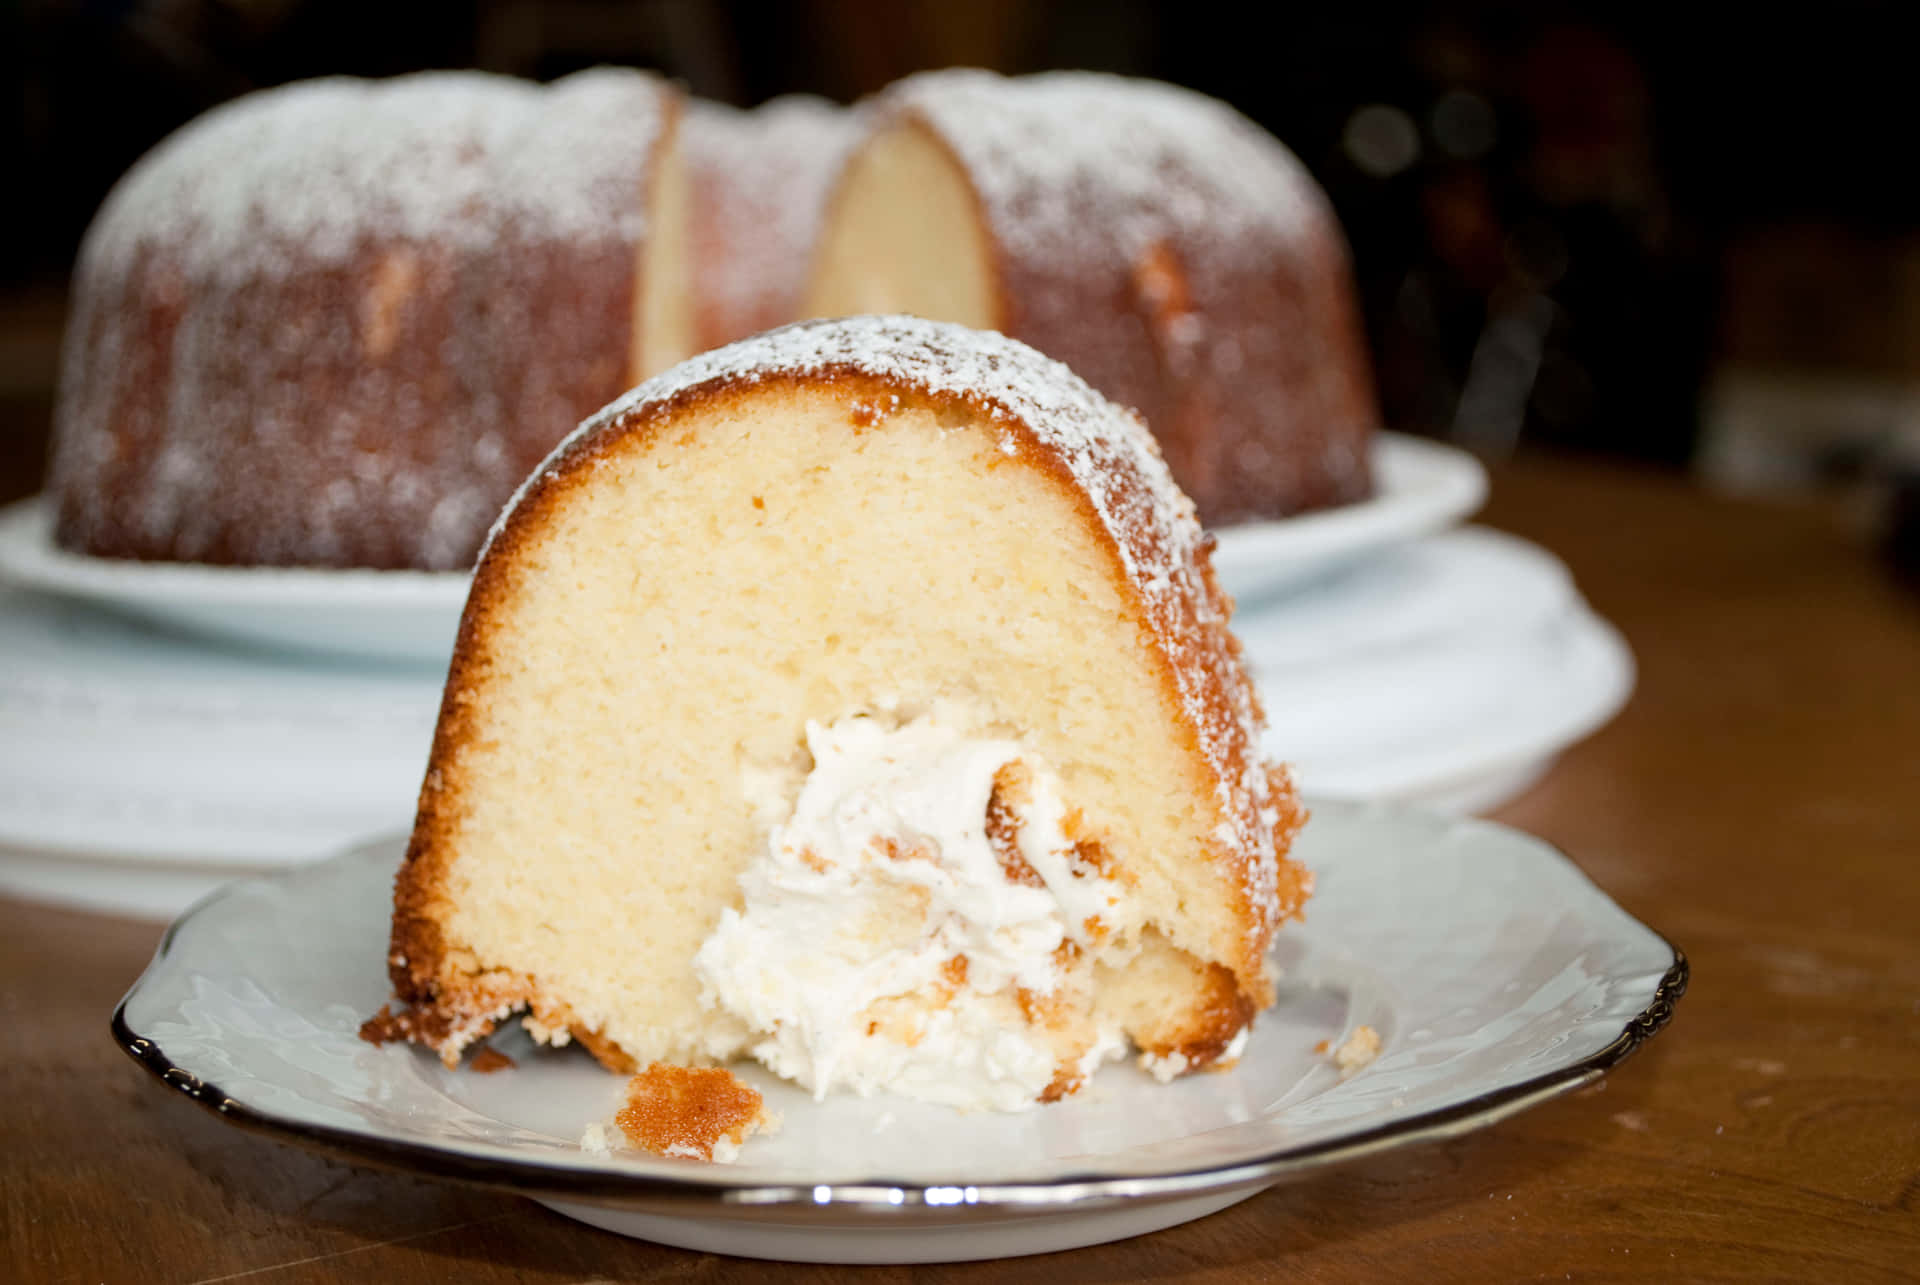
[
  {"xmin": 368, "ymin": 315, "xmax": 1310, "ymax": 1110},
  {"xmin": 808, "ymin": 68, "xmax": 1379, "ymax": 525}
]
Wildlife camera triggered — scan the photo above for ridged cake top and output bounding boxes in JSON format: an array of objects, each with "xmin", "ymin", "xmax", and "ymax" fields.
[
  {"xmin": 76, "ymin": 68, "xmax": 667, "ymax": 282},
  {"xmin": 497, "ymin": 315, "xmax": 1298, "ymax": 948}
]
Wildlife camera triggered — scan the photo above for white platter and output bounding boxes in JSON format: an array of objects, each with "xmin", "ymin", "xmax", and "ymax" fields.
[
  {"xmin": 116, "ymin": 803, "xmax": 1684, "ymax": 1264},
  {"xmin": 0, "ymin": 589, "xmax": 439, "ymax": 866},
  {"xmin": 0, "ymin": 497, "xmax": 468, "ymax": 664},
  {"xmin": 1211, "ymin": 432, "xmax": 1487, "ymax": 603},
  {"xmin": 1260, "ymin": 604, "xmax": 1632, "ymax": 801},
  {"xmin": 1232, "ymin": 527, "xmax": 1635, "ymax": 802}
]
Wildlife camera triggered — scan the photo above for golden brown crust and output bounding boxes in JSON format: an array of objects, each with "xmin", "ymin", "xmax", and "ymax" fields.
[
  {"xmin": 614, "ymin": 1064, "xmax": 769, "ymax": 1161},
  {"xmin": 1264, "ymin": 763, "xmax": 1313, "ymax": 930},
  {"xmin": 569, "ymin": 1025, "xmax": 639, "ymax": 1075},
  {"xmin": 1133, "ymin": 959, "xmax": 1259, "ymax": 1068},
  {"xmin": 985, "ymin": 764, "xmax": 1046, "ymax": 888},
  {"xmin": 469, "ymin": 1047, "xmax": 515, "ymax": 1073},
  {"xmin": 1037, "ymin": 1066, "xmax": 1083, "ymax": 1104}
]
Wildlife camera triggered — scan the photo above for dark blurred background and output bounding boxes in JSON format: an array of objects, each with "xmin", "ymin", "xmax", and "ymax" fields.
[{"xmin": 5, "ymin": 0, "xmax": 1918, "ymax": 516}]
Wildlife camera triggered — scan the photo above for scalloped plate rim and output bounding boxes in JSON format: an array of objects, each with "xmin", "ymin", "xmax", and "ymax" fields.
[{"xmin": 110, "ymin": 804, "xmax": 1686, "ymax": 1220}]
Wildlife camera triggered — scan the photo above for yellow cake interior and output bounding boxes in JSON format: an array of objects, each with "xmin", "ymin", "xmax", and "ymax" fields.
[
  {"xmin": 422, "ymin": 379, "xmax": 1262, "ymax": 1096},
  {"xmin": 633, "ymin": 118, "xmax": 695, "ymax": 380},
  {"xmin": 805, "ymin": 121, "xmax": 999, "ymax": 329}
]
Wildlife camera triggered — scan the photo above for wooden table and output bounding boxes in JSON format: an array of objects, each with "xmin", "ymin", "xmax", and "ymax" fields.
[{"xmin": 4, "ymin": 457, "xmax": 1917, "ymax": 1282}]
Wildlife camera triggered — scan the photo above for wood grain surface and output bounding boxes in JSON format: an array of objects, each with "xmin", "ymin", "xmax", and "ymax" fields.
[{"xmin": 4, "ymin": 457, "xmax": 1918, "ymax": 1283}]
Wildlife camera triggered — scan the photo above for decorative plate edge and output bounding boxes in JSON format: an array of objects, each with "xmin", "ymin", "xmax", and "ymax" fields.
[{"xmin": 108, "ymin": 859, "xmax": 1689, "ymax": 1218}]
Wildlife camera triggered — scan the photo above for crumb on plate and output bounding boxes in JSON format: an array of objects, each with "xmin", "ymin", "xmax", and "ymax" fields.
[
  {"xmin": 581, "ymin": 1064, "xmax": 779, "ymax": 1163},
  {"xmin": 1331, "ymin": 1024, "xmax": 1381, "ymax": 1076}
]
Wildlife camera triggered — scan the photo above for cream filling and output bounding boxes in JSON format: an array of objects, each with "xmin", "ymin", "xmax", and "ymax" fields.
[{"xmin": 693, "ymin": 712, "xmax": 1135, "ymax": 1111}]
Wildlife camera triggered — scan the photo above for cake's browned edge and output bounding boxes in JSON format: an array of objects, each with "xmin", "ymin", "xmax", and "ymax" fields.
[
  {"xmin": 379, "ymin": 360, "xmax": 1309, "ymax": 1063},
  {"xmin": 1158, "ymin": 958, "xmax": 1260, "ymax": 1068}
]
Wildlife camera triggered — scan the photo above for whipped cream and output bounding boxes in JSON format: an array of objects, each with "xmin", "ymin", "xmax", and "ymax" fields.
[{"xmin": 694, "ymin": 712, "xmax": 1135, "ymax": 1111}]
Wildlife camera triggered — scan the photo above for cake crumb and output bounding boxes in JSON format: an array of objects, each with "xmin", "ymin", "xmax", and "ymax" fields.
[
  {"xmin": 589, "ymin": 1064, "xmax": 779, "ymax": 1163},
  {"xmin": 469, "ymin": 1047, "xmax": 515, "ymax": 1073},
  {"xmin": 1331, "ymin": 1024, "xmax": 1381, "ymax": 1075}
]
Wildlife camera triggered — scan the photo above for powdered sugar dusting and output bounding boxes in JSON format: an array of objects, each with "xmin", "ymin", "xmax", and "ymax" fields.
[
  {"xmin": 52, "ymin": 68, "xmax": 669, "ymax": 571},
  {"xmin": 870, "ymin": 69, "xmax": 1377, "ymax": 525},
  {"xmin": 78, "ymin": 70, "xmax": 661, "ymax": 281},
  {"xmin": 890, "ymin": 68, "xmax": 1323, "ymax": 270},
  {"xmin": 82, "ymin": 75, "xmax": 523, "ymax": 281},
  {"xmin": 495, "ymin": 315, "xmax": 1299, "ymax": 949},
  {"xmin": 685, "ymin": 96, "xmax": 862, "ymax": 348},
  {"xmin": 494, "ymin": 68, "xmax": 668, "ymax": 242},
  {"xmin": 495, "ymin": 315, "xmax": 1194, "ymax": 566}
]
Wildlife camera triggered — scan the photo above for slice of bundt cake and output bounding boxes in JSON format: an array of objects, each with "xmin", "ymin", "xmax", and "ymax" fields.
[
  {"xmin": 369, "ymin": 315, "xmax": 1309, "ymax": 1110},
  {"xmin": 807, "ymin": 69, "xmax": 1379, "ymax": 525}
]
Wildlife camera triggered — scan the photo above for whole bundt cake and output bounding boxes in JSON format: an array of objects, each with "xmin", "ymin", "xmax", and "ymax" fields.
[{"xmin": 48, "ymin": 67, "xmax": 1382, "ymax": 573}]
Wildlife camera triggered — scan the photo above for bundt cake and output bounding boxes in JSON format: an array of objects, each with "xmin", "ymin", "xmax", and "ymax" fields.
[
  {"xmin": 683, "ymin": 95, "xmax": 861, "ymax": 352},
  {"xmin": 49, "ymin": 67, "xmax": 1381, "ymax": 572},
  {"xmin": 366, "ymin": 315, "xmax": 1310, "ymax": 1112},
  {"xmin": 47, "ymin": 68, "xmax": 691, "ymax": 570},
  {"xmin": 807, "ymin": 68, "xmax": 1379, "ymax": 524}
]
